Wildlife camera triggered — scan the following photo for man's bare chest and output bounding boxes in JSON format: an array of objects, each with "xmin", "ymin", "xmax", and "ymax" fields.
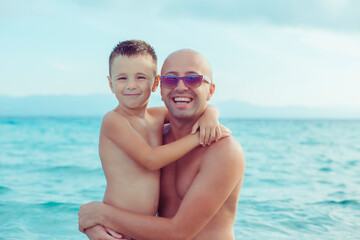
[{"xmin": 175, "ymin": 149, "xmax": 204, "ymax": 198}]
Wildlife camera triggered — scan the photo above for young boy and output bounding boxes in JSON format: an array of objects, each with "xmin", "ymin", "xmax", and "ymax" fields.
[{"xmin": 91, "ymin": 40, "xmax": 229, "ymax": 239}]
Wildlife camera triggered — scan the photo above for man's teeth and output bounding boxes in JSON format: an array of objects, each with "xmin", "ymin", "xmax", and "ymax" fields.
[{"xmin": 174, "ymin": 97, "xmax": 191, "ymax": 102}]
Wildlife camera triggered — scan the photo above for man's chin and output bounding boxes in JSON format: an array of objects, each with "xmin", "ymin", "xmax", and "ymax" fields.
[{"xmin": 168, "ymin": 109, "xmax": 192, "ymax": 119}]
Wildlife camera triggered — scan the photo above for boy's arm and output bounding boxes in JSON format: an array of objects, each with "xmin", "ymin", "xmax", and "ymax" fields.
[
  {"xmin": 191, "ymin": 104, "xmax": 221, "ymax": 145},
  {"xmin": 150, "ymin": 105, "xmax": 224, "ymax": 146},
  {"xmin": 79, "ymin": 139, "xmax": 245, "ymax": 240},
  {"xmin": 103, "ymin": 111, "xmax": 229, "ymax": 171}
]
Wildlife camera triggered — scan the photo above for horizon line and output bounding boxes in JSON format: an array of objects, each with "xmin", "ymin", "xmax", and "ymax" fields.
[{"xmin": 1, "ymin": 93, "xmax": 360, "ymax": 109}]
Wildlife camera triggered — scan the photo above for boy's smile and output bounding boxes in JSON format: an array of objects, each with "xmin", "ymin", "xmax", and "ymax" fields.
[{"xmin": 108, "ymin": 54, "xmax": 157, "ymax": 111}]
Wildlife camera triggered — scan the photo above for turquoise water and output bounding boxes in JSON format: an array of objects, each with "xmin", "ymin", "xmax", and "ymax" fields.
[{"xmin": 1, "ymin": 117, "xmax": 360, "ymax": 239}]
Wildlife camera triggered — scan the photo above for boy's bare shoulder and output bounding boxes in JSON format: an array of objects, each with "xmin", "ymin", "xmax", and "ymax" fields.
[{"xmin": 101, "ymin": 111, "xmax": 129, "ymax": 129}]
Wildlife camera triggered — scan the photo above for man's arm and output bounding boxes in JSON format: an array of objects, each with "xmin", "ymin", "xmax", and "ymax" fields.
[
  {"xmin": 79, "ymin": 138, "xmax": 245, "ymax": 240},
  {"xmin": 84, "ymin": 225, "xmax": 124, "ymax": 240}
]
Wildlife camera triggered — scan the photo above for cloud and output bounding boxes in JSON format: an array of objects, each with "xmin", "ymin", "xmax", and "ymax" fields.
[
  {"xmin": 159, "ymin": 0, "xmax": 360, "ymax": 32},
  {"xmin": 283, "ymin": 27, "xmax": 360, "ymax": 57}
]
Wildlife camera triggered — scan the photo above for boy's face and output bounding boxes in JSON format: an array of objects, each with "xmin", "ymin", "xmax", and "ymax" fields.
[{"xmin": 108, "ymin": 55, "xmax": 157, "ymax": 109}]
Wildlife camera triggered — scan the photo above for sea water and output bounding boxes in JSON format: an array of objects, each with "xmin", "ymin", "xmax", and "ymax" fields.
[{"xmin": 0, "ymin": 117, "xmax": 359, "ymax": 239}]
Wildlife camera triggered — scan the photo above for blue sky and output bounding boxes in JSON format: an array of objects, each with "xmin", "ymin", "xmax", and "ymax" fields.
[{"xmin": 1, "ymin": 0, "xmax": 360, "ymax": 107}]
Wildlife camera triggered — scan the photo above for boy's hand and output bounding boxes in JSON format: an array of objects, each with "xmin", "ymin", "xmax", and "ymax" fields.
[
  {"xmin": 191, "ymin": 105, "xmax": 221, "ymax": 145},
  {"xmin": 191, "ymin": 119, "xmax": 221, "ymax": 146},
  {"xmin": 219, "ymin": 124, "xmax": 231, "ymax": 140}
]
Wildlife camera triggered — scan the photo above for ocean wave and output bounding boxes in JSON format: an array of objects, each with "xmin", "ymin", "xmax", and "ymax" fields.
[
  {"xmin": 0, "ymin": 185, "xmax": 12, "ymax": 192},
  {"xmin": 35, "ymin": 165, "xmax": 102, "ymax": 174},
  {"xmin": 310, "ymin": 199, "xmax": 360, "ymax": 207}
]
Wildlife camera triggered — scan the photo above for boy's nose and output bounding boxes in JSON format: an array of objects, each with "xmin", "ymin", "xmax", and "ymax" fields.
[{"xmin": 126, "ymin": 79, "xmax": 137, "ymax": 89}]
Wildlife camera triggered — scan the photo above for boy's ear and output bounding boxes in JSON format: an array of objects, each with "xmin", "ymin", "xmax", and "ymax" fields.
[
  {"xmin": 152, "ymin": 75, "xmax": 160, "ymax": 92},
  {"xmin": 107, "ymin": 76, "xmax": 115, "ymax": 93},
  {"xmin": 206, "ymin": 83, "xmax": 215, "ymax": 101}
]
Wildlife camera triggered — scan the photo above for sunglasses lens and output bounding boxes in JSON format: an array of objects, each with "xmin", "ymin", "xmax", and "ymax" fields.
[
  {"xmin": 184, "ymin": 75, "xmax": 202, "ymax": 88},
  {"xmin": 161, "ymin": 76, "xmax": 178, "ymax": 88},
  {"xmin": 160, "ymin": 75, "xmax": 204, "ymax": 88}
]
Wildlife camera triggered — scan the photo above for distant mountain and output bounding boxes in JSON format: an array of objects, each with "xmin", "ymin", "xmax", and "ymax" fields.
[
  {"xmin": 0, "ymin": 94, "xmax": 118, "ymax": 116},
  {"xmin": 215, "ymin": 100, "xmax": 360, "ymax": 119},
  {"xmin": 1, "ymin": 95, "xmax": 360, "ymax": 119}
]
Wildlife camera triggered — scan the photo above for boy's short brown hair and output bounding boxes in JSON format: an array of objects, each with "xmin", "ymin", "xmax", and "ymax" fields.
[{"xmin": 109, "ymin": 40, "xmax": 157, "ymax": 76}]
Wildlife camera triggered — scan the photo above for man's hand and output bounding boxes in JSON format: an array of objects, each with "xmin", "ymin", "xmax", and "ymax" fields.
[
  {"xmin": 85, "ymin": 225, "xmax": 127, "ymax": 240},
  {"xmin": 78, "ymin": 201, "xmax": 104, "ymax": 232}
]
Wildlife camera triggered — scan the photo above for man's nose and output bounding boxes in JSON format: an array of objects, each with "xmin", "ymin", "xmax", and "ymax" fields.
[{"xmin": 175, "ymin": 79, "xmax": 189, "ymax": 91}]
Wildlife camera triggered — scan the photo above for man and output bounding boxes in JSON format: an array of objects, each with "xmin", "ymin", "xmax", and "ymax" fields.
[{"xmin": 79, "ymin": 49, "xmax": 246, "ymax": 240}]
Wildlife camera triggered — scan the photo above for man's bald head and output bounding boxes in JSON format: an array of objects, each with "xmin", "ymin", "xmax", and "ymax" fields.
[{"xmin": 161, "ymin": 49, "xmax": 213, "ymax": 82}]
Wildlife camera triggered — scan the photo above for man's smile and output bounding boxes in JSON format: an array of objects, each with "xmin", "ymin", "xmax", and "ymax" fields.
[{"xmin": 173, "ymin": 97, "xmax": 193, "ymax": 104}]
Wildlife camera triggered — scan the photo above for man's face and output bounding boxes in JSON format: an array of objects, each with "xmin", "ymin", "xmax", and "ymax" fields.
[
  {"xmin": 108, "ymin": 55, "xmax": 156, "ymax": 109},
  {"xmin": 160, "ymin": 50, "xmax": 214, "ymax": 121}
]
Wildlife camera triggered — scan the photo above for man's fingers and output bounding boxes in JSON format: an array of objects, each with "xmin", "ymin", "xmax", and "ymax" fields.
[
  {"xmin": 85, "ymin": 225, "xmax": 121, "ymax": 240},
  {"xmin": 79, "ymin": 225, "xmax": 85, "ymax": 233},
  {"xmin": 106, "ymin": 228, "xmax": 123, "ymax": 239}
]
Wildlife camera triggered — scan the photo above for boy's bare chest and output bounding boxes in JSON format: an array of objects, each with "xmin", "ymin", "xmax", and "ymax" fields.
[{"xmin": 130, "ymin": 119, "xmax": 163, "ymax": 147}]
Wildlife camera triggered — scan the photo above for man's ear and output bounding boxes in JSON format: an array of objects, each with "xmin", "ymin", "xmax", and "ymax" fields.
[
  {"xmin": 107, "ymin": 76, "xmax": 115, "ymax": 93},
  {"xmin": 152, "ymin": 75, "xmax": 160, "ymax": 92},
  {"xmin": 206, "ymin": 83, "xmax": 215, "ymax": 101}
]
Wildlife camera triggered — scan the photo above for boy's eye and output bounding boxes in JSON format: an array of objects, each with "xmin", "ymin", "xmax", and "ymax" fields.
[
  {"xmin": 117, "ymin": 77, "xmax": 127, "ymax": 81},
  {"xmin": 137, "ymin": 76, "xmax": 146, "ymax": 80}
]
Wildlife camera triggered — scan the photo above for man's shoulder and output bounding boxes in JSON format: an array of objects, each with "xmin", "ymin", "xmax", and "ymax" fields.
[
  {"xmin": 209, "ymin": 136, "xmax": 243, "ymax": 154},
  {"xmin": 204, "ymin": 136, "xmax": 245, "ymax": 166},
  {"xmin": 147, "ymin": 106, "xmax": 168, "ymax": 120}
]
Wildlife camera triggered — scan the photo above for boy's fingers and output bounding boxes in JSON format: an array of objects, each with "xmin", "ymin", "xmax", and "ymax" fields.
[
  {"xmin": 219, "ymin": 124, "xmax": 231, "ymax": 138},
  {"xmin": 206, "ymin": 127, "xmax": 212, "ymax": 145},
  {"xmin": 208, "ymin": 128, "xmax": 216, "ymax": 145},
  {"xmin": 215, "ymin": 126, "xmax": 221, "ymax": 141},
  {"xmin": 200, "ymin": 126, "xmax": 205, "ymax": 146},
  {"xmin": 191, "ymin": 122, "xmax": 199, "ymax": 134}
]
